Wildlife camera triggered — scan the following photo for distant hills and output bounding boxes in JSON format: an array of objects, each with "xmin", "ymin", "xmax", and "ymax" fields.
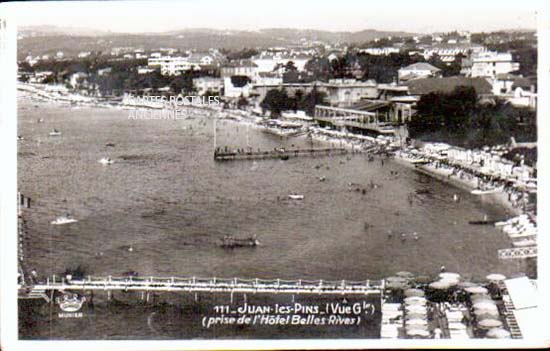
[{"xmin": 18, "ymin": 26, "xmax": 417, "ymax": 58}]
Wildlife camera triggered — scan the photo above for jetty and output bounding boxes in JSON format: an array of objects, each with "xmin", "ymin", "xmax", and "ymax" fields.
[
  {"xmin": 20, "ymin": 275, "xmax": 384, "ymax": 301},
  {"xmin": 214, "ymin": 146, "xmax": 372, "ymax": 161}
]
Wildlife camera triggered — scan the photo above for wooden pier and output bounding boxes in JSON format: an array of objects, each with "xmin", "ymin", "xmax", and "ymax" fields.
[
  {"xmin": 22, "ymin": 275, "xmax": 384, "ymax": 300},
  {"xmin": 498, "ymin": 246, "xmax": 537, "ymax": 259},
  {"xmin": 214, "ymin": 146, "xmax": 365, "ymax": 161}
]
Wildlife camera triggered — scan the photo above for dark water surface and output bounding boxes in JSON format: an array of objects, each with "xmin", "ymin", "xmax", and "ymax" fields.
[{"xmin": 17, "ymin": 100, "xmax": 524, "ymax": 339}]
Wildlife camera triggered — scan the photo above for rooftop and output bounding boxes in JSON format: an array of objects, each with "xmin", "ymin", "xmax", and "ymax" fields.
[
  {"xmin": 400, "ymin": 62, "xmax": 441, "ymax": 72},
  {"xmin": 405, "ymin": 76, "xmax": 493, "ymax": 95}
]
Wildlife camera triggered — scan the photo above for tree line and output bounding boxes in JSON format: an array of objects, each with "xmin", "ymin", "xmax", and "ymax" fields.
[
  {"xmin": 260, "ymin": 87, "xmax": 328, "ymax": 117},
  {"xmin": 407, "ymin": 86, "xmax": 536, "ymax": 148}
]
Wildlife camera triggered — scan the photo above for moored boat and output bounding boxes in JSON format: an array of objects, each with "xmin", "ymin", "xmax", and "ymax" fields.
[
  {"xmin": 49, "ymin": 129, "xmax": 62, "ymax": 137},
  {"xmin": 51, "ymin": 214, "xmax": 78, "ymax": 225},
  {"xmin": 99, "ymin": 157, "xmax": 114, "ymax": 165},
  {"xmin": 288, "ymin": 194, "xmax": 304, "ymax": 200},
  {"xmin": 220, "ymin": 235, "xmax": 260, "ymax": 248},
  {"xmin": 56, "ymin": 292, "xmax": 86, "ymax": 312},
  {"xmin": 512, "ymin": 239, "xmax": 536, "ymax": 247}
]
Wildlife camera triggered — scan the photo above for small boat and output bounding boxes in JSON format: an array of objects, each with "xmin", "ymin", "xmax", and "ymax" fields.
[
  {"xmin": 220, "ymin": 235, "xmax": 259, "ymax": 248},
  {"xmin": 56, "ymin": 293, "xmax": 86, "ymax": 312},
  {"xmin": 288, "ymin": 194, "xmax": 304, "ymax": 200},
  {"xmin": 512, "ymin": 239, "xmax": 536, "ymax": 247},
  {"xmin": 469, "ymin": 220, "xmax": 502, "ymax": 225},
  {"xmin": 98, "ymin": 157, "xmax": 114, "ymax": 165},
  {"xmin": 51, "ymin": 214, "xmax": 78, "ymax": 225},
  {"xmin": 49, "ymin": 129, "xmax": 62, "ymax": 137},
  {"xmin": 105, "ymin": 143, "xmax": 116, "ymax": 147},
  {"xmin": 17, "ymin": 135, "xmax": 24, "ymax": 141},
  {"xmin": 37, "ymin": 118, "xmax": 44, "ymax": 123},
  {"xmin": 471, "ymin": 187, "xmax": 502, "ymax": 195}
]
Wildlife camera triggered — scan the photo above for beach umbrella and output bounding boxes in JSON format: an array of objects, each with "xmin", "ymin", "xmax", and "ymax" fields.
[
  {"xmin": 439, "ymin": 278, "xmax": 459, "ymax": 286},
  {"xmin": 405, "ymin": 305, "xmax": 427, "ymax": 313},
  {"xmin": 457, "ymin": 281, "xmax": 477, "ymax": 289},
  {"xmin": 414, "ymin": 275, "xmax": 433, "ymax": 284},
  {"xmin": 471, "ymin": 293, "xmax": 491, "ymax": 299},
  {"xmin": 404, "ymin": 289, "xmax": 425, "ymax": 297},
  {"xmin": 474, "ymin": 310, "xmax": 500, "ymax": 321},
  {"xmin": 486, "ymin": 328, "xmax": 511, "ymax": 339},
  {"xmin": 439, "ymin": 272, "xmax": 461, "ymax": 280},
  {"xmin": 396, "ymin": 271, "xmax": 415, "ymax": 278},
  {"xmin": 429, "ymin": 280, "xmax": 451, "ymax": 289},
  {"xmin": 406, "ymin": 323, "xmax": 429, "ymax": 331},
  {"xmin": 486, "ymin": 274, "xmax": 506, "ymax": 282},
  {"xmin": 475, "ymin": 311, "xmax": 500, "ymax": 319},
  {"xmin": 471, "ymin": 294, "xmax": 493, "ymax": 302},
  {"xmin": 386, "ymin": 276, "xmax": 407, "ymax": 283},
  {"xmin": 406, "ymin": 328, "xmax": 430, "ymax": 337},
  {"xmin": 477, "ymin": 311, "xmax": 501, "ymax": 320},
  {"xmin": 465, "ymin": 286, "xmax": 488, "ymax": 294},
  {"xmin": 473, "ymin": 301, "xmax": 496, "ymax": 310},
  {"xmin": 406, "ymin": 318, "xmax": 428, "ymax": 326},
  {"xmin": 385, "ymin": 276, "xmax": 408, "ymax": 289},
  {"xmin": 405, "ymin": 299, "xmax": 427, "ymax": 306},
  {"xmin": 406, "ymin": 312, "xmax": 427, "ymax": 320},
  {"xmin": 478, "ymin": 319, "xmax": 503, "ymax": 329},
  {"xmin": 404, "ymin": 296, "xmax": 426, "ymax": 303}
]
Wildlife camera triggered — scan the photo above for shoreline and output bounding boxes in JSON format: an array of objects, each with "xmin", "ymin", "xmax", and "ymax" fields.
[
  {"xmin": 393, "ymin": 153, "xmax": 524, "ymax": 217},
  {"xmin": 19, "ymin": 85, "xmax": 531, "ymax": 220}
]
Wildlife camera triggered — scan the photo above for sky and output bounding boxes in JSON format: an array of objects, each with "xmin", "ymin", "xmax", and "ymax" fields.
[{"xmin": 4, "ymin": 0, "xmax": 541, "ymax": 34}]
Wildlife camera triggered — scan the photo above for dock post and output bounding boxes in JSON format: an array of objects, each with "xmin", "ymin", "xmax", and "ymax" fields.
[
  {"xmin": 107, "ymin": 290, "xmax": 112, "ymax": 301},
  {"xmin": 230, "ymin": 291, "xmax": 234, "ymax": 304},
  {"xmin": 243, "ymin": 293, "xmax": 247, "ymax": 304}
]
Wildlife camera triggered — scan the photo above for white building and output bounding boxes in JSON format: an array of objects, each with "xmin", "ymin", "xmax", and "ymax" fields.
[
  {"xmin": 469, "ymin": 51, "xmax": 519, "ymax": 78},
  {"xmin": 223, "ymin": 76, "xmax": 252, "ymax": 98},
  {"xmin": 359, "ymin": 47, "xmax": 400, "ymax": 55},
  {"xmin": 251, "ymin": 54, "xmax": 310, "ymax": 73},
  {"xmin": 398, "ymin": 62, "xmax": 441, "ymax": 82},
  {"xmin": 220, "ymin": 60, "xmax": 258, "ymax": 78},
  {"xmin": 148, "ymin": 56, "xmax": 200, "ymax": 76},
  {"xmin": 193, "ymin": 77, "xmax": 223, "ymax": 95}
]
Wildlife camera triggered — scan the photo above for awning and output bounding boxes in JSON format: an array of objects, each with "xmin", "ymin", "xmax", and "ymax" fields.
[{"xmin": 504, "ymin": 277, "xmax": 537, "ymax": 309}]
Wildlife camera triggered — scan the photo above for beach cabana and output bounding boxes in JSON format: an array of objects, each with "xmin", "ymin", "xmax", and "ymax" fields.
[
  {"xmin": 478, "ymin": 319, "xmax": 503, "ymax": 329},
  {"xmin": 486, "ymin": 328, "xmax": 511, "ymax": 339}
]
